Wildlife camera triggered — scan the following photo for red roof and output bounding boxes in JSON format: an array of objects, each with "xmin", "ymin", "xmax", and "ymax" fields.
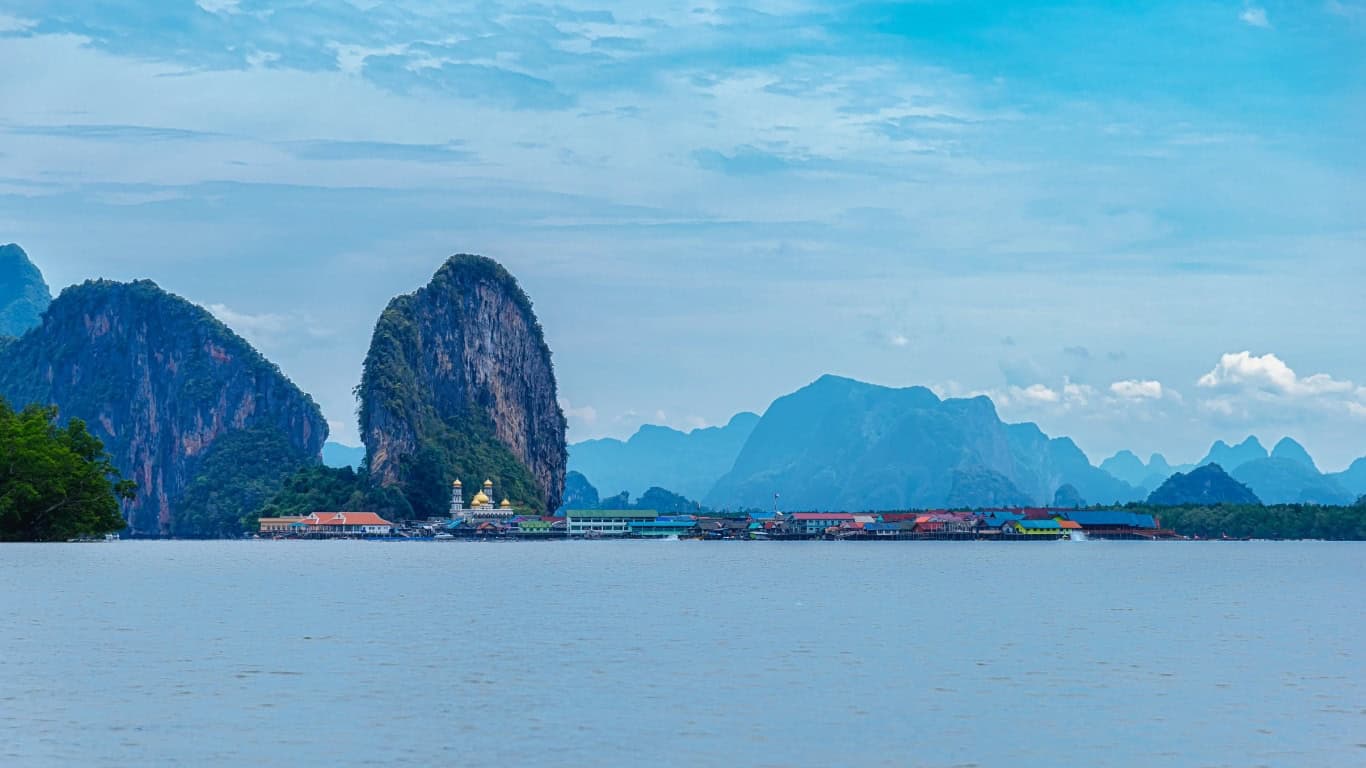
[
  {"xmin": 307, "ymin": 512, "xmax": 392, "ymax": 527},
  {"xmin": 790, "ymin": 513, "xmax": 856, "ymax": 521},
  {"xmin": 1058, "ymin": 520, "xmax": 1083, "ymax": 529}
]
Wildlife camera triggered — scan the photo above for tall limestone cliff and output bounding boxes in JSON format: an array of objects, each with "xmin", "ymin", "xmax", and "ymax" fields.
[
  {"xmin": 0, "ymin": 279, "xmax": 327, "ymax": 536},
  {"xmin": 358, "ymin": 255, "xmax": 567, "ymax": 516},
  {"xmin": 0, "ymin": 243, "xmax": 52, "ymax": 337}
]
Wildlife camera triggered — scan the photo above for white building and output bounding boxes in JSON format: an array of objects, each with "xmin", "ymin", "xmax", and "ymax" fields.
[{"xmin": 566, "ymin": 509, "xmax": 658, "ymax": 537}]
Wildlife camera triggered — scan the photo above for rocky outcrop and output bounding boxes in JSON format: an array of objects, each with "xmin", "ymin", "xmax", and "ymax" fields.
[
  {"xmin": 1147, "ymin": 464, "xmax": 1262, "ymax": 506},
  {"xmin": 0, "ymin": 279, "xmax": 327, "ymax": 535},
  {"xmin": 358, "ymin": 255, "xmax": 567, "ymax": 516},
  {"xmin": 0, "ymin": 243, "xmax": 51, "ymax": 337}
]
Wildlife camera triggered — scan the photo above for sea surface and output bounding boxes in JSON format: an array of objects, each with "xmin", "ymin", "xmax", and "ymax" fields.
[{"xmin": 2, "ymin": 540, "xmax": 1362, "ymax": 767}]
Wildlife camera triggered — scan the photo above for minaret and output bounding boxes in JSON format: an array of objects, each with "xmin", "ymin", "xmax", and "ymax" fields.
[
  {"xmin": 482, "ymin": 479, "xmax": 494, "ymax": 509},
  {"xmin": 450, "ymin": 479, "xmax": 464, "ymax": 517}
]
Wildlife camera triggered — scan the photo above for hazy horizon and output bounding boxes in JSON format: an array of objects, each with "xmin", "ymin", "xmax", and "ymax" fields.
[{"xmin": 3, "ymin": 1, "xmax": 1363, "ymax": 468}]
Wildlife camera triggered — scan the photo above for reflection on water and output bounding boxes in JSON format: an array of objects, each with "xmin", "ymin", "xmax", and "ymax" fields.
[{"xmin": 1, "ymin": 540, "xmax": 1362, "ymax": 767}]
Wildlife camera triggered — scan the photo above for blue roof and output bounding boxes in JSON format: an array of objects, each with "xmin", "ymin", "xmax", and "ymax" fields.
[
  {"xmin": 748, "ymin": 511, "xmax": 778, "ymax": 520},
  {"xmin": 1018, "ymin": 519, "xmax": 1061, "ymax": 530},
  {"xmin": 864, "ymin": 523, "xmax": 899, "ymax": 532},
  {"xmin": 1065, "ymin": 510, "xmax": 1157, "ymax": 529}
]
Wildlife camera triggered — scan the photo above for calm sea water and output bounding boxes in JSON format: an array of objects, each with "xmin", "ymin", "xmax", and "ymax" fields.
[{"xmin": 1, "ymin": 540, "xmax": 1362, "ymax": 767}]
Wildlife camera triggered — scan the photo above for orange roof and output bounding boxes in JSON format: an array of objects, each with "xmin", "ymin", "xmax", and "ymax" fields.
[
  {"xmin": 1058, "ymin": 520, "xmax": 1083, "ymax": 529},
  {"xmin": 307, "ymin": 512, "xmax": 393, "ymax": 527}
]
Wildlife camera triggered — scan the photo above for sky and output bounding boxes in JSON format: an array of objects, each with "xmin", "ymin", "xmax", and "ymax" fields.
[{"xmin": 1, "ymin": 0, "xmax": 1364, "ymax": 469}]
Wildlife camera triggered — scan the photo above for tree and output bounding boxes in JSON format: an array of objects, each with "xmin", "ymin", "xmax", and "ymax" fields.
[
  {"xmin": 256, "ymin": 464, "xmax": 412, "ymax": 522},
  {"xmin": 173, "ymin": 427, "xmax": 315, "ymax": 538},
  {"xmin": 0, "ymin": 399, "xmax": 134, "ymax": 541}
]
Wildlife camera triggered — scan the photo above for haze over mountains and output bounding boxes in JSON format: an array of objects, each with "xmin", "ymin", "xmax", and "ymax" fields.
[
  {"xmin": 569, "ymin": 412, "xmax": 760, "ymax": 502},
  {"xmin": 570, "ymin": 376, "xmax": 1366, "ymax": 512}
]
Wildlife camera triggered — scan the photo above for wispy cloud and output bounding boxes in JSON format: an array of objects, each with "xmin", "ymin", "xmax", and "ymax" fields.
[
  {"xmin": 4, "ymin": 124, "xmax": 221, "ymax": 141},
  {"xmin": 205, "ymin": 303, "xmax": 330, "ymax": 350},
  {"xmin": 1239, "ymin": 6, "xmax": 1272, "ymax": 28},
  {"xmin": 284, "ymin": 140, "xmax": 477, "ymax": 163},
  {"xmin": 1110, "ymin": 379, "xmax": 1165, "ymax": 400}
]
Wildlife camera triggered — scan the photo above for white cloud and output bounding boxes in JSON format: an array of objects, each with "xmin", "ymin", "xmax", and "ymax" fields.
[
  {"xmin": 205, "ymin": 303, "xmax": 329, "ymax": 348},
  {"xmin": 1110, "ymin": 379, "xmax": 1164, "ymax": 400},
  {"xmin": 1198, "ymin": 351, "xmax": 1354, "ymax": 396},
  {"xmin": 1347, "ymin": 402, "xmax": 1366, "ymax": 418},
  {"xmin": 888, "ymin": 333, "xmax": 909, "ymax": 347},
  {"xmin": 0, "ymin": 14, "xmax": 36, "ymax": 32},
  {"xmin": 195, "ymin": 0, "xmax": 242, "ymax": 15},
  {"xmin": 1014, "ymin": 383, "xmax": 1061, "ymax": 404},
  {"xmin": 1239, "ymin": 6, "xmax": 1272, "ymax": 28},
  {"xmin": 557, "ymin": 397, "xmax": 598, "ymax": 428},
  {"xmin": 1063, "ymin": 380, "xmax": 1096, "ymax": 406}
]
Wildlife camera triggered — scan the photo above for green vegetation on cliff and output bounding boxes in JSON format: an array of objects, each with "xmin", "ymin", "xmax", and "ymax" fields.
[
  {"xmin": 255, "ymin": 465, "xmax": 412, "ymax": 523},
  {"xmin": 0, "ymin": 398, "xmax": 133, "ymax": 541},
  {"xmin": 1147, "ymin": 464, "xmax": 1261, "ymax": 505},
  {"xmin": 358, "ymin": 254, "xmax": 567, "ymax": 518},
  {"xmin": 0, "ymin": 278, "xmax": 327, "ymax": 536},
  {"xmin": 173, "ymin": 427, "xmax": 316, "ymax": 538}
]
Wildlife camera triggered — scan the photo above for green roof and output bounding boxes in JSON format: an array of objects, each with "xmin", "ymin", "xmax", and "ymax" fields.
[{"xmin": 566, "ymin": 509, "xmax": 659, "ymax": 519}]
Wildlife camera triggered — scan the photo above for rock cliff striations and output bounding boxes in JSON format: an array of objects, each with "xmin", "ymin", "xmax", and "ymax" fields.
[
  {"xmin": 358, "ymin": 255, "xmax": 567, "ymax": 516},
  {"xmin": 0, "ymin": 279, "xmax": 327, "ymax": 535}
]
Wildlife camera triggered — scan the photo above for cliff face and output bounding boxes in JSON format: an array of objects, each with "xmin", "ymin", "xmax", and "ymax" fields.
[
  {"xmin": 0, "ymin": 280, "xmax": 327, "ymax": 535},
  {"xmin": 358, "ymin": 255, "xmax": 567, "ymax": 515},
  {"xmin": 0, "ymin": 243, "xmax": 52, "ymax": 337}
]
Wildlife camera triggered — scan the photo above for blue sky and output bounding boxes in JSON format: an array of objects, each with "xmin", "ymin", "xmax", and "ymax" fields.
[{"xmin": 1, "ymin": 0, "xmax": 1363, "ymax": 468}]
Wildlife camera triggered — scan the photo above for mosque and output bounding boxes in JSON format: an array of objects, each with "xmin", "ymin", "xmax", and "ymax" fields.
[{"xmin": 449, "ymin": 478, "xmax": 515, "ymax": 520}]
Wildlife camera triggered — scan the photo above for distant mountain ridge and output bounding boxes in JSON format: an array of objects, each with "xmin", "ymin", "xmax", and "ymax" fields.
[
  {"xmin": 1231, "ymin": 458, "xmax": 1353, "ymax": 505},
  {"xmin": 1100, "ymin": 450, "xmax": 1191, "ymax": 492},
  {"xmin": 322, "ymin": 442, "xmax": 365, "ymax": 469},
  {"xmin": 703, "ymin": 375, "xmax": 1142, "ymax": 511},
  {"xmin": 1199, "ymin": 436, "xmax": 1268, "ymax": 471},
  {"xmin": 568, "ymin": 412, "xmax": 759, "ymax": 500},
  {"xmin": 0, "ymin": 243, "xmax": 51, "ymax": 337}
]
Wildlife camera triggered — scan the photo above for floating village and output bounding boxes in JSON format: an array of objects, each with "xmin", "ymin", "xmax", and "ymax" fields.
[{"xmin": 256, "ymin": 478, "xmax": 1181, "ymax": 541}]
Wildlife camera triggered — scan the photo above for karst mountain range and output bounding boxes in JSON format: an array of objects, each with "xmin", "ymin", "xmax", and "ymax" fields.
[{"xmin": 2, "ymin": 243, "xmax": 1362, "ymax": 535}]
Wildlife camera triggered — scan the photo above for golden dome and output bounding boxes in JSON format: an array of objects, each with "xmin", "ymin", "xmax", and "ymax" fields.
[
  {"xmin": 470, "ymin": 491, "xmax": 490, "ymax": 506},
  {"xmin": 483, "ymin": 479, "xmax": 494, "ymax": 488},
  {"xmin": 500, "ymin": 498, "xmax": 512, "ymax": 508},
  {"xmin": 452, "ymin": 479, "xmax": 462, "ymax": 487}
]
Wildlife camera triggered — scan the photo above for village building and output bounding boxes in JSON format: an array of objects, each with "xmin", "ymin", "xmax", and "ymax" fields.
[
  {"xmin": 296, "ymin": 512, "xmax": 394, "ymax": 537},
  {"xmin": 628, "ymin": 515, "xmax": 697, "ymax": 537},
  {"xmin": 786, "ymin": 512, "xmax": 857, "ymax": 536},
  {"xmin": 566, "ymin": 509, "xmax": 658, "ymax": 536},
  {"xmin": 259, "ymin": 516, "xmax": 304, "ymax": 534}
]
